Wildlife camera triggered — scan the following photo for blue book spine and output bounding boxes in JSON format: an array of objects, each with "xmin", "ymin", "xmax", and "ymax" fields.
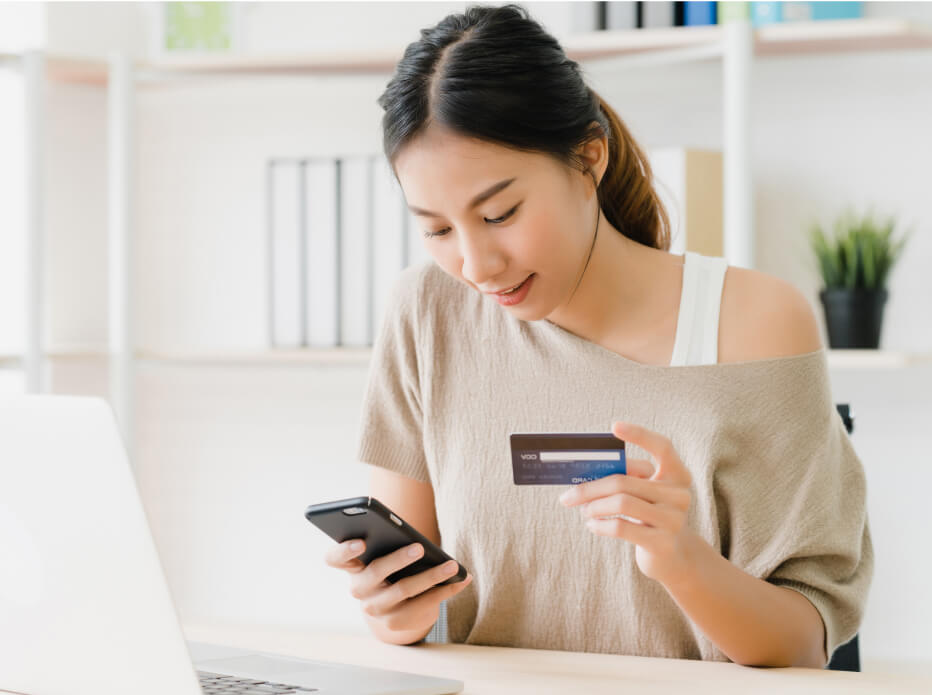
[
  {"xmin": 685, "ymin": 1, "xmax": 717, "ymax": 25},
  {"xmin": 811, "ymin": 2, "xmax": 863, "ymax": 21},
  {"xmin": 750, "ymin": 1, "xmax": 782, "ymax": 26}
]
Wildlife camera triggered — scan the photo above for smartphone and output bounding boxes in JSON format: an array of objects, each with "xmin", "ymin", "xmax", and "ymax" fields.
[{"xmin": 305, "ymin": 496, "xmax": 468, "ymax": 585}]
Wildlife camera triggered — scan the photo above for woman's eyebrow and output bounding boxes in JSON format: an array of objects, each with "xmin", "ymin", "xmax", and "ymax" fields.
[{"xmin": 408, "ymin": 177, "xmax": 517, "ymax": 218}]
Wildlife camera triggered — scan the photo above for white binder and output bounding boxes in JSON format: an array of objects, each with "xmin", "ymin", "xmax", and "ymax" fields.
[
  {"xmin": 642, "ymin": 1, "xmax": 675, "ymax": 28},
  {"xmin": 606, "ymin": 1, "xmax": 637, "ymax": 30},
  {"xmin": 338, "ymin": 156, "xmax": 373, "ymax": 347},
  {"xmin": 268, "ymin": 160, "xmax": 303, "ymax": 348},
  {"xmin": 304, "ymin": 159, "xmax": 340, "ymax": 347}
]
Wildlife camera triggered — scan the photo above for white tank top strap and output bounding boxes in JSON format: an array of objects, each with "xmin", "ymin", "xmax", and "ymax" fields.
[{"xmin": 669, "ymin": 251, "xmax": 729, "ymax": 367}]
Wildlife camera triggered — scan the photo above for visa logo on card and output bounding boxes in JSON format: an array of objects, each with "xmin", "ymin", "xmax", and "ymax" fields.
[{"xmin": 510, "ymin": 433, "xmax": 626, "ymax": 485}]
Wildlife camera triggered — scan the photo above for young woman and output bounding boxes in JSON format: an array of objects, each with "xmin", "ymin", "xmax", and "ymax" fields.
[{"xmin": 324, "ymin": 4, "xmax": 872, "ymax": 668}]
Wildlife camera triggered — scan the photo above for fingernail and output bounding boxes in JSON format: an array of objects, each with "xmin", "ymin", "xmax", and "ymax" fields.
[
  {"xmin": 408, "ymin": 544, "xmax": 422, "ymax": 557},
  {"xmin": 443, "ymin": 561, "xmax": 458, "ymax": 574},
  {"xmin": 350, "ymin": 541, "xmax": 363, "ymax": 551},
  {"xmin": 559, "ymin": 490, "xmax": 574, "ymax": 504}
]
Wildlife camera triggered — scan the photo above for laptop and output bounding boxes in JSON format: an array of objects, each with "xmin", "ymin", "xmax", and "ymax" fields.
[{"xmin": 0, "ymin": 395, "xmax": 463, "ymax": 695}]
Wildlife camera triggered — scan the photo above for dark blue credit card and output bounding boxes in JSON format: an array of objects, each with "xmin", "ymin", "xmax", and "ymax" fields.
[{"xmin": 510, "ymin": 433, "xmax": 626, "ymax": 485}]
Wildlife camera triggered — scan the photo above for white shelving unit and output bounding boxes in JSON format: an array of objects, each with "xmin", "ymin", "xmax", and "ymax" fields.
[
  {"xmin": 4, "ymin": 17, "xmax": 932, "ymax": 453},
  {"xmin": 826, "ymin": 350, "xmax": 932, "ymax": 370},
  {"xmin": 5, "ymin": 348, "xmax": 930, "ymax": 371}
]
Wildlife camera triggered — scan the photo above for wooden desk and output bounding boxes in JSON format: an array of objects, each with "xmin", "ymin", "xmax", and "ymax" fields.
[{"xmin": 183, "ymin": 623, "xmax": 931, "ymax": 694}]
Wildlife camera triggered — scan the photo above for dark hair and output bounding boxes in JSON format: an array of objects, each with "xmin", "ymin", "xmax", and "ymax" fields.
[{"xmin": 377, "ymin": 3, "xmax": 670, "ymax": 251}]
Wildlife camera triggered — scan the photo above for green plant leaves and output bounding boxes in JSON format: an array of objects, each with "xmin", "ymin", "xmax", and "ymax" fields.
[{"xmin": 807, "ymin": 208, "xmax": 912, "ymax": 290}]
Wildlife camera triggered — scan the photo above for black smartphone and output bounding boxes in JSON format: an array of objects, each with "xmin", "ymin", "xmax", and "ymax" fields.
[{"xmin": 305, "ymin": 496, "xmax": 468, "ymax": 586}]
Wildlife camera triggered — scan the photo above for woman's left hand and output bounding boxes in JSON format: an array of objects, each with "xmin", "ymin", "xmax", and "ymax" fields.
[{"xmin": 558, "ymin": 421, "xmax": 699, "ymax": 588}]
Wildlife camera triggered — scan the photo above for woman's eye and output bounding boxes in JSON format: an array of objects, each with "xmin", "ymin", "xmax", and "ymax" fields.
[
  {"xmin": 423, "ymin": 204, "xmax": 519, "ymax": 239},
  {"xmin": 487, "ymin": 203, "xmax": 520, "ymax": 225}
]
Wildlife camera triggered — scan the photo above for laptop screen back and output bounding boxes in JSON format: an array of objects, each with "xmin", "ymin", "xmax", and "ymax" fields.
[{"xmin": 0, "ymin": 395, "xmax": 201, "ymax": 695}]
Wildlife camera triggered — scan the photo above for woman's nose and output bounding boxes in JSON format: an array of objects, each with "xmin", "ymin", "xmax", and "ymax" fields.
[{"xmin": 459, "ymin": 233, "xmax": 507, "ymax": 287}]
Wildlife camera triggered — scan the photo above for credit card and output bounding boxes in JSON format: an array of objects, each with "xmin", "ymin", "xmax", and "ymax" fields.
[{"xmin": 510, "ymin": 433, "xmax": 626, "ymax": 485}]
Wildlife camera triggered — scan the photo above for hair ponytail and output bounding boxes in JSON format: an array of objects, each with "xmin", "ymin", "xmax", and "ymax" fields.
[{"xmin": 591, "ymin": 93, "xmax": 671, "ymax": 251}]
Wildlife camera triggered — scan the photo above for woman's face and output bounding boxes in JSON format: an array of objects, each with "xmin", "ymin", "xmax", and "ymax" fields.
[{"xmin": 393, "ymin": 126, "xmax": 599, "ymax": 322}]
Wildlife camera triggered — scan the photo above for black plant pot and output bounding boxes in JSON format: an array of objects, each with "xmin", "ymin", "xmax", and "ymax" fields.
[{"xmin": 819, "ymin": 288, "xmax": 888, "ymax": 349}]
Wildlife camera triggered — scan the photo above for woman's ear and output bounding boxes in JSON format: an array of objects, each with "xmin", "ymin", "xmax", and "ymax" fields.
[{"xmin": 575, "ymin": 128, "xmax": 609, "ymax": 192}]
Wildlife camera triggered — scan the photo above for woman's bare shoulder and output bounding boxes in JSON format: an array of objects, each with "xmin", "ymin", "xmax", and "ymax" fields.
[{"xmin": 718, "ymin": 265, "xmax": 824, "ymax": 364}]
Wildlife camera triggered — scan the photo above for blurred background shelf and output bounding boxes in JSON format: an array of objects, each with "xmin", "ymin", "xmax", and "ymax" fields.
[
  {"xmin": 3, "ymin": 17, "xmax": 932, "ymax": 86},
  {"xmin": 826, "ymin": 349, "xmax": 932, "ymax": 369},
  {"xmin": 4, "ymin": 348, "xmax": 932, "ymax": 370},
  {"xmin": 135, "ymin": 348, "xmax": 373, "ymax": 367},
  {"xmin": 754, "ymin": 15, "xmax": 932, "ymax": 54},
  {"xmin": 0, "ymin": 348, "xmax": 373, "ymax": 368},
  {"xmin": 3, "ymin": 3, "xmax": 930, "ymax": 671}
]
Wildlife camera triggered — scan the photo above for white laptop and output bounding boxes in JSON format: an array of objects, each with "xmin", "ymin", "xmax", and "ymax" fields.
[{"xmin": 0, "ymin": 395, "xmax": 463, "ymax": 695}]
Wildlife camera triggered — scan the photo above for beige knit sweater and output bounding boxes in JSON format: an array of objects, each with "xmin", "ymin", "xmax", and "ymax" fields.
[{"xmin": 356, "ymin": 260, "xmax": 873, "ymax": 663}]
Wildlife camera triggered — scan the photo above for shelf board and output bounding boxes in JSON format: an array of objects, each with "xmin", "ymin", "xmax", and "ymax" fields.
[
  {"xmin": 0, "ymin": 52, "xmax": 112, "ymax": 85},
  {"xmin": 0, "ymin": 349, "xmax": 373, "ymax": 367},
  {"xmin": 46, "ymin": 54, "xmax": 115, "ymax": 85},
  {"xmin": 8, "ymin": 17, "xmax": 930, "ymax": 86},
  {"xmin": 4, "ymin": 349, "xmax": 932, "ymax": 370},
  {"xmin": 140, "ymin": 47, "xmax": 403, "ymax": 77},
  {"xmin": 826, "ymin": 349, "xmax": 932, "ymax": 369},
  {"xmin": 0, "ymin": 349, "xmax": 373, "ymax": 366},
  {"xmin": 755, "ymin": 17, "xmax": 932, "ymax": 56},
  {"xmin": 134, "ymin": 348, "xmax": 372, "ymax": 366}
]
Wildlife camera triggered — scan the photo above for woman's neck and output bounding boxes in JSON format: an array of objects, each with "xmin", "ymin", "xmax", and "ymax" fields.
[{"xmin": 545, "ymin": 209, "xmax": 683, "ymax": 351}]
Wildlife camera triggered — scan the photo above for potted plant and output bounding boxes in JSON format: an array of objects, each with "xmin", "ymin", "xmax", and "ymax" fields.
[{"xmin": 808, "ymin": 207, "xmax": 912, "ymax": 349}]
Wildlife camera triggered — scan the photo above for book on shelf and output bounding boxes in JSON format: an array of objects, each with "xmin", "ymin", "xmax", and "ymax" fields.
[
  {"xmin": 648, "ymin": 147, "xmax": 723, "ymax": 258},
  {"xmin": 807, "ymin": 2, "xmax": 863, "ymax": 21},
  {"xmin": 338, "ymin": 156, "xmax": 373, "ymax": 348},
  {"xmin": 685, "ymin": 2, "xmax": 717, "ymax": 26},
  {"xmin": 304, "ymin": 159, "xmax": 340, "ymax": 348},
  {"xmin": 606, "ymin": 1, "xmax": 638, "ymax": 30},
  {"xmin": 642, "ymin": 2, "xmax": 677, "ymax": 29},
  {"xmin": 674, "ymin": 2, "xmax": 685, "ymax": 26},
  {"xmin": 750, "ymin": 1, "xmax": 783, "ymax": 26},
  {"xmin": 749, "ymin": 1, "xmax": 863, "ymax": 27},
  {"xmin": 571, "ymin": 1, "xmax": 602, "ymax": 33},
  {"xmin": 602, "ymin": 1, "xmax": 839, "ymax": 31},
  {"xmin": 268, "ymin": 160, "xmax": 304, "ymax": 349},
  {"xmin": 270, "ymin": 153, "xmax": 415, "ymax": 350},
  {"xmin": 604, "ymin": 2, "xmax": 688, "ymax": 31},
  {"xmin": 717, "ymin": 1, "xmax": 751, "ymax": 23}
]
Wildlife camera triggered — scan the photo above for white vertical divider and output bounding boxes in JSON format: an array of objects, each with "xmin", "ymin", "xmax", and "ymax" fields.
[
  {"xmin": 723, "ymin": 19, "xmax": 754, "ymax": 269},
  {"xmin": 23, "ymin": 51, "xmax": 44, "ymax": 394},
  {"xmin": 107, "ymin": 52, "xmax": 134, "ymax": 457}
]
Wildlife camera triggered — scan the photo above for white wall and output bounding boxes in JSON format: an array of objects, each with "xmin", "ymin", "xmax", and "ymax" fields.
[{"xmin": 24, "ymin": 0, "xmax": 932, "ymax": 673}]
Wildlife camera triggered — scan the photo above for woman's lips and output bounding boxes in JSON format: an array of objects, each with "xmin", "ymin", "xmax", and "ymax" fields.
[{"xmin": 491, "ymin": 273, "xmax": 534, "ymax": 306}]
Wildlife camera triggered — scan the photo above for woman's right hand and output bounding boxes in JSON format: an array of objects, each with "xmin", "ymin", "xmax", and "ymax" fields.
[{"xmin": 324, "ymin": 539, "xmax": 473, "ymax": 641}]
